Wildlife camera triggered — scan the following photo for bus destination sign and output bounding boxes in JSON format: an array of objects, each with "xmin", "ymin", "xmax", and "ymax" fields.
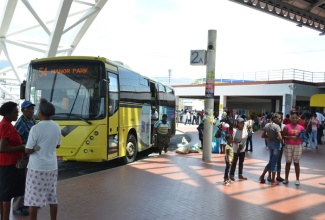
[{"xmin": 38, "ymin": 67, "xmax": 89, "ymax": 77}]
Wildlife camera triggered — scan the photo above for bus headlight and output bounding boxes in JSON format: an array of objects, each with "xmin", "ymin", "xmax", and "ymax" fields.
[
  {"xmin": 84, "ymin": 149, "xmax": 88, "ymax": 153},
  {"xmin": 90, "ymin": 136, "xmax": 94, "ymax": 140},
  {"xmin": 94, "ymin": 131, "xmax": 99, "ymax": 136},
  {"xmin": 86, "ymin": 140, "xmax": 90, "ymax": 145}
]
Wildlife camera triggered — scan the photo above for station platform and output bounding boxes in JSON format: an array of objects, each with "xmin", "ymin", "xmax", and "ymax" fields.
[{"xmin": 12, "ymin": 124, "xmax": 325, "ymax": 220}]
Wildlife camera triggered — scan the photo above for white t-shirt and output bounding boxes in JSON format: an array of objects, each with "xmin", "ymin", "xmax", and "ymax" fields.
[
  {"xmin": 232, "ymin": 125, "xmax": 248, "ymax": 153},
  {"xmin": 26, "ymin": 120, "xmax": 61, "ymax": 171}
]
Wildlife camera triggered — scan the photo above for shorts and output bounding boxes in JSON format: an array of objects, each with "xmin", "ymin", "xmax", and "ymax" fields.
[
  {"xmin": 284, "ymin": 144, "xmax": 302, "ymax": 163},
  {"xmin": 24, "ymin": 169, "xmax": 58, "ymax": 207},
  {"xmin": 0, "ymin": 165, "xmax": 25, "ymax": 201}
]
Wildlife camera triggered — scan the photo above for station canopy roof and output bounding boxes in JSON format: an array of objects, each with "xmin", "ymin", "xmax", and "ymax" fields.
[{"xmin": 229, "ymin": 0, "xmax": 325, "ymax": 34}]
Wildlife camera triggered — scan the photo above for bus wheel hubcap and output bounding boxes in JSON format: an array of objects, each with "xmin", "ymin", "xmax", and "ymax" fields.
[{"xmin": 126, "ymin": 142, "xmax": 134, "ymax": 157}]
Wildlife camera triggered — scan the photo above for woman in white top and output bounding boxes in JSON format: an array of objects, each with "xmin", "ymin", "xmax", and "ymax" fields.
[{"xmin": 24, "ymin": 98, "xmax": 61, "ymax": 220}]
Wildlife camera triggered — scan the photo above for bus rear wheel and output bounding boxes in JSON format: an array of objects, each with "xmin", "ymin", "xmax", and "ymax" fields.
[{"xmin": 123, "ymin": 134, "xmax": 138, "ymax": 164}]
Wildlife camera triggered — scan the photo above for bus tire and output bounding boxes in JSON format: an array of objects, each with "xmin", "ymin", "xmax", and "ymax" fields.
[{"xmin": 123, "ymin": 134, "xmax": 138, "ymax": 164}]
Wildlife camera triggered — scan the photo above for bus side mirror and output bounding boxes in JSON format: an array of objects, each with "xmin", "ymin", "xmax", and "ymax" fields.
[
  {"xmin": 20, "ymin": 80, "xmax": 26, "ymax": 99},
  {"xmin": 99, "ymin": 79, "xmax": 109, "ymax": 97}
]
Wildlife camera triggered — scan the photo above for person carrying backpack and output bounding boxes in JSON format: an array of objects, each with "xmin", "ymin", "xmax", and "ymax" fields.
[{"xmin": 197, "ymin": 121, "xmax": 204, "ymax": 149}]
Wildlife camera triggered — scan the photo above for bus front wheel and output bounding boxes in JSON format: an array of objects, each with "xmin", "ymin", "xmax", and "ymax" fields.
[{"xmin": 123, "ymin": 134, "xmax": 138, "ymax": 164}]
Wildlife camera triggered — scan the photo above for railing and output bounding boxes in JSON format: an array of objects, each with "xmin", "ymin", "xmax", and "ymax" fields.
[{"xmin": 216, "ymin": 68, "xmax": 325, "ymax": 83}]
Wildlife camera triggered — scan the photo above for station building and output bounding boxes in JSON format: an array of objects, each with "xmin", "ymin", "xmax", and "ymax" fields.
[{"xmin": 171, "ymin": 69, "xmax": 325, "ymax": 117}]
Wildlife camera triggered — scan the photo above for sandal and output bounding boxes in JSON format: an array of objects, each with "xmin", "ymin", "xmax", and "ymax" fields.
[
  {"xmin": 271, "ymin": 180, "xmax": 280, "ymax": 186},
  {"xmin": 259, "ymin": 176, "xmax": 265, "ymax": 184}
]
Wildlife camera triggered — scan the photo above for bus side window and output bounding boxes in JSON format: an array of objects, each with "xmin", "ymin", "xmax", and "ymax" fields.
[{"xmin": 109, "ymin": 72, "xmax": 118, "ymax": 116}]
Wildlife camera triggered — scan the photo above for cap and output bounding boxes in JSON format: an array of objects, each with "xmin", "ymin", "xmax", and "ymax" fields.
[
  {"xmin": 237, "ymin": 117, "xmax": 244, "ymax": 123},
  {"xmin": 21, "ymin": 100, "xmax": 35, "ymax": 109}
]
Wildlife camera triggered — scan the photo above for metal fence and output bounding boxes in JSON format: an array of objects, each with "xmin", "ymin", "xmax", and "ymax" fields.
[{"xmin": 216, "ymin": 69, "xmax": 325, "ymax": 83}]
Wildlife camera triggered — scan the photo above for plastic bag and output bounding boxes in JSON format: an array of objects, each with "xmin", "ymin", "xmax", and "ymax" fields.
[
  {"xmin": 189, "ymin": 143, "xmax": 201, "ymax": 153},
  {"xmin": 176, "ymin": 137, "xmax": 190, "ymax": 154}
]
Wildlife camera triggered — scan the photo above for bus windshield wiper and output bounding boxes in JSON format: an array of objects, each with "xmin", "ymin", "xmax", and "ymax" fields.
[{"xmin": 54, "ymin": 113, "xmax": 92, "ymax": 125}]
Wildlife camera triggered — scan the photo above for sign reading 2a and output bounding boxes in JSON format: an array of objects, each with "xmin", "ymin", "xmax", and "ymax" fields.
[{"xmin": 190, "ymin": 50, "xmax": 206, "ymax": 66}]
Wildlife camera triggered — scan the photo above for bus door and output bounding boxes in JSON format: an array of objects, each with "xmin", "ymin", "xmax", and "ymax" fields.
[
  {"xmin": 150, "ymin": 81, "xmax": 158, "ymax": 146},
  {"xmin": 107, "ymin": 72, "xmax": 119, "ymax": 159},
  {"xmin": 156, "ymin": 83, "xmax": 166, "ymax": 118}
]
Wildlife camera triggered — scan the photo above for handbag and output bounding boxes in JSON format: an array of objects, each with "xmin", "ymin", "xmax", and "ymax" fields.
[
  {"xmin": 16, "ymin": 157, "xmax": 29, "ymax": 169},
  {"xmin": 215, "ymin": 129, "xmax": 221, "ymax": 138}
]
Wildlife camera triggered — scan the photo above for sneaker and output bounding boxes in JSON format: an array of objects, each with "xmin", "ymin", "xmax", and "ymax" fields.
[
  {"xmin": 267, "ymin": 176, "xmax": 272, "ymax": 182},
  {"xmin": 229, "ymin": 176, "xmax": 235, "ymax": 181},
  {"xmin": 276, "ymin": 177, "xmax": 284, "ymax": 182},
  {"xmin": 224, "ymin": 181, "xmax": 230, "ymax": 186},
  {"xmin": 13, "ymin": 208, "xmax": 29, "ymax": 216},
  {"xmin": 239, "ymin": 175, "xmax": 247, "ymax": 180},
  {"xmin": 295, "ymin": 180, "xmax": 300, "ymax": 186},
  {"xmin": 283, "ymin": 179, "xmax": 289, "ymax": 184}
]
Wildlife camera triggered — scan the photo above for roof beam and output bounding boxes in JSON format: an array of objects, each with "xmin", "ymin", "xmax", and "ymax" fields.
[
  {"xmin": 229, "ymin": 0, "xmax": 325, "ymax": 33},
  {"xmin": 0, "ymin": 0, "xmax": 18, "ymax": 55},
  {"xmin": 310, "ymin": 0, "xmax": 325, "ymax": 11},
  {"xmin": 46, "ymin": 0, "xmax": 73, "ymax": 57},
  {"xmin": 21, "ymin": 0, "xmax": 51, "ymax": 35},
  {"xmin": 67, "ymin": 0, "xmax": 108, "ymax": 55}
]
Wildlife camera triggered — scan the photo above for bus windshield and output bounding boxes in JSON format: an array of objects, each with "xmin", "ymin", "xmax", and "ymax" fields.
[{"xmin": 27, "ymin": 60, "xmax": 105, "ymax": 120}]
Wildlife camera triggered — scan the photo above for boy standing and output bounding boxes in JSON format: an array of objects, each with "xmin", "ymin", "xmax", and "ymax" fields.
[{"xmin": 224, "ymin": 134, "xmax": 234, "ymax": 186}]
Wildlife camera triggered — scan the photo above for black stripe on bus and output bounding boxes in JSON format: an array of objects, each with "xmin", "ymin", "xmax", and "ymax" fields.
[
  {"xmin": 119, "ymin": 102, "xmax": 145, "ymax": 108},
  {"xmin": 61, "ymin": 125, "xmax": 78, "ymax": 137}
]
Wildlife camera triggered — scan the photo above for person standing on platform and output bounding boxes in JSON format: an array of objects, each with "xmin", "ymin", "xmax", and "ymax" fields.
[
  {"xmin": 184, "ymin": 110, "xmax": 191, "ymax": 125},
  {"xmin": 197, "ymin": 120, "xmax": 204, "ymax": 149},
  {"xmin": 223, "ymin": 134, "xmax": 234, "ymax": 186},
  {"xmin": 0, "ymin": 102, "xmax": 26, "ymax": 220},
  {"xmin": 229, "ymin": 117, "xmax": 248, "ymax": 181},
  {"xmin": 24, "ymin": 98, "xmax": 61, "ymax": 220},
  {"xmin": 192, "ymin": 109, "xmax": 197, "ymax": 125},
  {"xmin": 282, "ymin": 110, "xmax": 305, "ymax": 186},
  {"xmin": 315, "ymin": 108, "xmax": 324, "ymax": 144},
  {"xmin": 219, "ymin": 121, "xmax": 229, "ymax": 154},
  {"xmin": 283, "ymin": 114, "xmax": 291, "ymax": 125},
  {"xmin": 259, "ymin": 113, "xmax": 283, "ymax": 186},
  {"xmin": 153, "ymin": 114, "xmax": 171, "ymax": 155},
  {"xmin": 266, "ymin": 111, "xmax": 285, "ymax": 183},
  {"xmin": 12, "ymin": 100, "xmax": 36, "ymax": 216},
  {"xmin": 246, "ymin": 125, "xmax": 253, "ymax": 152},
  {"xmin": 307, "ymin": 113, "xmax": 319, "ymax": 150}
]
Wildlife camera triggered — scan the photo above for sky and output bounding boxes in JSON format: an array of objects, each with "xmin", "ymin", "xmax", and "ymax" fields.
[{"xmin": 2, "ymin": 0, "xmax": 325, "ymax": 81}]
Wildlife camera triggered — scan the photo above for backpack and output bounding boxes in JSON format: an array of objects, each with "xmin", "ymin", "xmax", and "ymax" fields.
[
  {"xmin": 197, "ymin": 122, "xmax": 204, "ymax": 134},
  {"xmin": 215, "ymin": 129, "xmax": 221, "ymax": 138}
]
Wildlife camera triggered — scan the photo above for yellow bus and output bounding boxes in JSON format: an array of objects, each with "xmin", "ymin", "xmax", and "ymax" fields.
[{"xmin": 20, "ymin": 56, "xmax": 176, "ymax": 163}]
